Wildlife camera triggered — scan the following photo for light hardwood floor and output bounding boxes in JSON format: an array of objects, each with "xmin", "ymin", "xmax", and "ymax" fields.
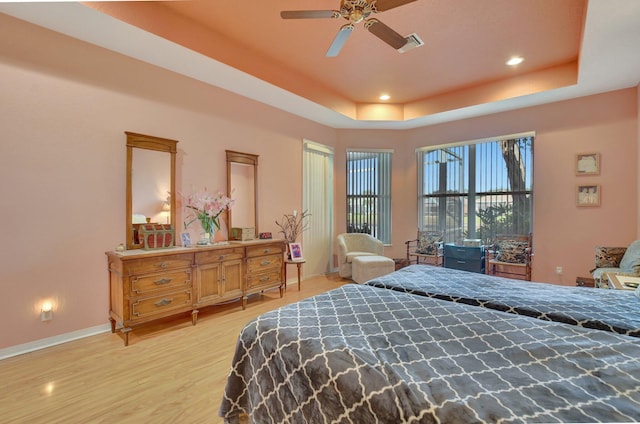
[{"xmin": 0, "ymin": 274, "xmax": 349, "ymax": 424}]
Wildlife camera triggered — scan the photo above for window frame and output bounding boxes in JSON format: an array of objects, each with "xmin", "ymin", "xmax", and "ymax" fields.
[{"xmin": 416, "ymin": 132, "xmax": 534, "ymax": 244}]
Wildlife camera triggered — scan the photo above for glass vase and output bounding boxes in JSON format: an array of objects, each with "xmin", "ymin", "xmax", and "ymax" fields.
[{"xmin": 197, "ymin": 232, "xmax": 211, "ymax": 246}]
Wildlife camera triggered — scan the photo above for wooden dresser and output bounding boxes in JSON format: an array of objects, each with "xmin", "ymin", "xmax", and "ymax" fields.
[{"xmin": 106, "ymin": 240, "xmax": 285, "ymax": 345}]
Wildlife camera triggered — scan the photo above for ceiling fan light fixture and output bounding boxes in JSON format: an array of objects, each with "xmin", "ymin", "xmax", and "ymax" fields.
[
  {"xmin": 350, "ymin": 9, "xmax": 365, "ymax": 23},
  {"xmin": 506, "ymin": 56, "xmax": 524, "ymax": 66}
]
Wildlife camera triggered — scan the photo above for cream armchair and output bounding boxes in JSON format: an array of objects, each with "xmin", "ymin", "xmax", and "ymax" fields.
[{"xmin": 336, "ymin": 233, "xmax": 384, "ymax": 278}]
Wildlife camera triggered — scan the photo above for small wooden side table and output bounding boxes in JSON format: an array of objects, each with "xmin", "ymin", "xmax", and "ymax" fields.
[
  {"xmin": 575, "ymin": 276, "xmax": 595, "ymax": 288},
  {"xmin": 284, "ymin": 259, "xmax": 306, "ymax": 291}
]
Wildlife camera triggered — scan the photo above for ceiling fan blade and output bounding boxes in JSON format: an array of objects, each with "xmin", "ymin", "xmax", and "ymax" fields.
[
  {"xmin": 374, "ymin": 0, "xmax": 418, "ymax": 12},
  {"xmin": 366, "ymin": 19, "xmax": 408, "ymax": 50},
  {"xmin": 326, "ymin": 24, "xmax": 354, "ymax": 57},
  {"xmin": 280, "ymin": 10, "xmax": 339, "ymax": 19}
]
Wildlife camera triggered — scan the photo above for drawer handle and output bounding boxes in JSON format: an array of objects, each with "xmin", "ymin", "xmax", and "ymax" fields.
[
  {"xmin": 155, "ymin": 298, "xmax": 173, "ymax": 307},
  {"xmin": 154, "ymin": 278, "xmax": 172, "ymax": 285},
  {"xmin": 157, "ymin": 262, "xmax": 169, "ymax": 269},
  {"xmin": 260, "ymin": 276, "xmax": 270, "ymax": 282},
  {"xmin": 219, "ymin": 255, "xmax": 226, "ymax": 260},
  {"xmin": 457, "ymin": 260, "xmax": 466, "ymax": 264},
  {"xmin": 263, "ymin": 249, "xmax": 271, "ymax": 254},
  {"xmin": 261, "ymin": 260, "xmax": 271, "ymax": 266}
]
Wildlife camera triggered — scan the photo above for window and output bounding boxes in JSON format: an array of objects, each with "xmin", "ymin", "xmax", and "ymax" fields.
[
  {"xmin": 346, "ymin": 149, "xmax": 392, "ymax": 244},
  {"xmin": 417, "ymin": 133, "xmax": 533, "ymax": 244}
]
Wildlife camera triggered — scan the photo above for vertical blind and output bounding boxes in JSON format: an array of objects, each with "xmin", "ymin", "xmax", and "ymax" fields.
[
  {"xmin": 303, "ymin": 140, "xmax": 334, "ymax": 276},
  {"xmin": 346, "ymin": 149, "xmax": 392, "ymax": 244}
]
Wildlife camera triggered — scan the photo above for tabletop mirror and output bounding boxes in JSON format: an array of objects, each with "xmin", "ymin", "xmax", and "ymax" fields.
[
  {"xmin": 226, "ymin": 150, "xmax": 258, "ymax": 238},
  {"xmin": 126, "ymin": 132, "xmax": 178, "ymax": 249}
]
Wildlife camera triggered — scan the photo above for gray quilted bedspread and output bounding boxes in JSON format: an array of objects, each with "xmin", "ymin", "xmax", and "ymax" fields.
[
  {"xmin": 366, "ymin": 265, "xmax": 640, "ymax": 337},
  {"xmin": 219, "ymin": 284, "xmax": 640, "ymax": 423}
]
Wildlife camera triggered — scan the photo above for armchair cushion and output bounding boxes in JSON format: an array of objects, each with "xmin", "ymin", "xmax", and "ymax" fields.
[
  {"xmin": 345, "ymin": 251, "xmax": 378, "ymax": 263},
  {"xmin": 416, "ymin": 232, "xmax": 443, "ymax": 255},
  {"xmin": 619, "ymin": 240, "xmax": 640, "ymax": 274},
  {"xmin": 494, "ymin": 240, "xmax": 529, "ymax": 264},
  {"xmin": 594, "ymin": 246, "xmax": 627, "ymax": 269}
]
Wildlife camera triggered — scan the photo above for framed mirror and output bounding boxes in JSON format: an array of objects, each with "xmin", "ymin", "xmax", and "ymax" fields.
[
  {"xmin": 226, "ymin": 150, "xmax": 258, "ymax": 238},
  {"xmin": 126, "ymin": 132, "xmax": 178, "ymax": 250}
]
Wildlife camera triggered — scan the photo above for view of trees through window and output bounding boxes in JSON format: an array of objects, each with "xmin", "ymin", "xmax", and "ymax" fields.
[{"xmin": 417, "ymin": 135, "xmax": 533, "ymax": 244}]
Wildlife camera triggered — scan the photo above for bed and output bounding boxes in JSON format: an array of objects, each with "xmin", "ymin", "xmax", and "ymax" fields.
[
  {"xmin": 219, "ymin": 284, "xmax": 640, "ymax": 423},
  {"xmin": 366, "ymin": 265, "xmax": 640, "ymax": 337}
]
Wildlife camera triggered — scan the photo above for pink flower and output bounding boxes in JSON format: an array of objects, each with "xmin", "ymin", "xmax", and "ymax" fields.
[{"xmin": 182, "ymin": 188, "xmax": 234, "ymax": 234}]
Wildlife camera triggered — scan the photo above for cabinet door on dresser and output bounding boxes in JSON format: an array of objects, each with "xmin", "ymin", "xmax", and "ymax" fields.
[{"xmin": 194, "ymin": 247, "xmax": 244, "ymax": 307}]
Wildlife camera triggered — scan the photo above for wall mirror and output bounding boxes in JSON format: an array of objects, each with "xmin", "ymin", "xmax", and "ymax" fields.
[
  {"xmin": 126, "ymin": 132, "xmax": 178, "ymax": 249},
  {"xmin": 226, "ymin": 150, "xmax": 258, "ymax": 237}
]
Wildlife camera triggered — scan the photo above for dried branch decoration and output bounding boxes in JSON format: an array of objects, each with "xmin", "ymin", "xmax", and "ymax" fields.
[{"xmin": 275, "ymin": 210, "xmax": 311, "ymax": 243}]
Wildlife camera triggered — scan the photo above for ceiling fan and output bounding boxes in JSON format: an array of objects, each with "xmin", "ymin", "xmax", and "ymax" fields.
[{"xmin": 280, "ymin": 0, "xmax": 417, "ymax": 57}]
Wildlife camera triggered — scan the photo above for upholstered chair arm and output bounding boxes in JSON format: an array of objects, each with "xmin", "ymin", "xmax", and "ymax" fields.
[
  {"xmin": 372, "ymin": 238, "xmax": 384, "ymax": 255},
  {"xmin": 336, "ymin": 236, "xmax": 348, "ymax": 264}
]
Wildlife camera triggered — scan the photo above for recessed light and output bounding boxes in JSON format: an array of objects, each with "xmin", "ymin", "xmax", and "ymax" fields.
[
  {"xmin": 506, "ymin": 56, "xmax": 524, "ymax": 66},
  {"xmin": 379, "ymin": 94, "xmax": 390, "ymax": 101}
]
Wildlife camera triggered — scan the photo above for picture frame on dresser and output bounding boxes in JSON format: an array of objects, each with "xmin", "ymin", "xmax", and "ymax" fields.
[
  {"xmin": 181, "ymin": 232, "xmax": 191, "ymax": 247},
  {"xmin": 576, "ymin": 184, "xmax": 601, "ymax": 207},
  {"xmin": 575, "ymin": 152, "xmax": 600, "ymax": 176}
]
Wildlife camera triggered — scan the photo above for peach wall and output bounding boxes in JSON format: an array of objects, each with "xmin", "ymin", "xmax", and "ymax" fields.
[
  {"xmin": 1, "ymin": 14, "xmax": 638, "ymax": 353},
  {"xmin": 336, "ymin": 89, "xmax": 638, "ymax": 285},
  {"xmin": 0, "ymin": 16, "xmax": 336, "ymax": 350}
]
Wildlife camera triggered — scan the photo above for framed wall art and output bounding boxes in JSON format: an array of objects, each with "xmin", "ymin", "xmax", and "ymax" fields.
[
  {"xmin": 575, "ymin": 152, "xmax": 600, "ymax": 176},
  {"xmin": 576, "ymin": 184, "xmax": 600, "ymax": 207}
]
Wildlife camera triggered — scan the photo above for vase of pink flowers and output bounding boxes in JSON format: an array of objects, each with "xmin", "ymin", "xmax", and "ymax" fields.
[{"xmin": 183, "ymin": 188, "xmax": 234, "ymax": 245}]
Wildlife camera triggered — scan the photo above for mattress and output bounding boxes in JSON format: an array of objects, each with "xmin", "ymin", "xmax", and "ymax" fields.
[{"xmin": 366, "ymin": 265, "xmax": 640, "ymax": 337}]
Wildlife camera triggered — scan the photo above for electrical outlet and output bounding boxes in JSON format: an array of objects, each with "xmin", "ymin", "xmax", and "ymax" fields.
[
  {"xmin": 41, "ymin": 310, "xmax": 53, "ymax": 321},
  {"xmin": 555, "ymin": 266, "xmax": 563, "ymax": 275}
]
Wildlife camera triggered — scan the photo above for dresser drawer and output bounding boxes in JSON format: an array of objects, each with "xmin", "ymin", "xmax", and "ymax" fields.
[
  {"xmin": 246, "ymin": 243, "xmax": 284, "ymax": 258},
  {"xmin": 247, "ymin": 254, "xmax": 282, "ymax": 273},
  {"xmin": 246, "ymin": 270, "xmax": 282, "ymax": 289},
  {"xmin": 130, "ymin": 289, "xmax": 192, "ymax": 320},
  {"xmin": 444, "ymin": 244, "xmax": 484, "ymax": 260},
  {"xmin": 124, "ymin": 253, "xmax": 193, "ymax": 275},
  {"xmin": 445, "ymin": 258, "xmax": 485, "ymax": 274},
  {"xmin": 195, "ymin": 248, "xmax": 244, "ymax": 264},
  {"xmin": 129, "ymin": 269, "xmax": 192, "ymax": 295}
]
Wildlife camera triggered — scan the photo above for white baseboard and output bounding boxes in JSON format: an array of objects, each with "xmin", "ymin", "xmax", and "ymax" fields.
[{"xmin": 0, "ymin": 323, "xmax": 112, "ymax": 361}]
